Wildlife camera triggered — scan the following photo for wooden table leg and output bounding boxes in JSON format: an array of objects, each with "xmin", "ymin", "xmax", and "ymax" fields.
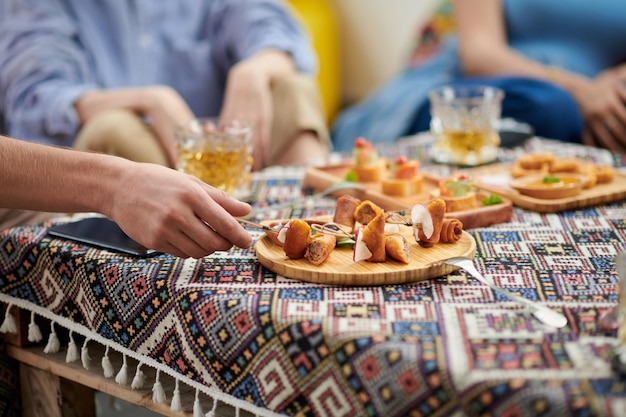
[
  {"xmin": 19, "ymin": 362, "xmax": 95, "ymax": 417},
  {"xmin": 20, "ymin": 363, "xmax": 61, "ymax": 417}
]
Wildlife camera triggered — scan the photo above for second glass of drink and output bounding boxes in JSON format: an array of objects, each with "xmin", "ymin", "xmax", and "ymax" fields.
[{"xmin": 429, "ymin": 85, "xmax": 504, "ymax": 166}]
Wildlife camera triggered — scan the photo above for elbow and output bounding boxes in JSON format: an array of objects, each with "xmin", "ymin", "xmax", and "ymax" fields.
[{"xmin": 457, "ymin": 42, "xmax": 494, "ymax": 76}]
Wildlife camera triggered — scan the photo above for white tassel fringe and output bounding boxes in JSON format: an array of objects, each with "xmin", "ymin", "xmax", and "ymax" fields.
[
  {"xmin": 152, "ymin": 370, "xmax": 167, "ymax": 403},
  {"xmin": 44, "ymin": 322, "xmax": 60, "ymax": 354},
  {"xmin": 170, "ymin": 379, "xmax": 182, "ymax": 412},
  {"xmin": 193, "ymin": 388, "xmax": 204, "ymax": 417},
  {"xmin": 81, "ymin": 339, "xmax": 91, "ymax": 370},
  {"xmin": 66, "ymin": 331, "xmax": 79, "ymax": 363},
  {"xmin": 131, "ymin": 363, "xmax": 146, "ymax": 390},
  {"xmin": 0, "ymin": 303, "xmax": 17, "ymax": 334},
  {"xmin": 27, "ymin": 311, "xmax": 42, "ymax": 342},
  {"xmin": 102, "ymin": 346, "xmax": 114, "ymax": 378},
  {"xmin": 206, "ymin": 396, "xmax": 218, "ymax": 417},
  {"xmin": 115, "ymin": 354, "xmax": 128, "ymax": 385}
]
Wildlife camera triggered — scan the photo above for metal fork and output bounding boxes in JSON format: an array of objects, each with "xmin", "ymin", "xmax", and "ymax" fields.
[{"xmin": 442, "ymin": 256, "xmax": 568, "ymax": 328}]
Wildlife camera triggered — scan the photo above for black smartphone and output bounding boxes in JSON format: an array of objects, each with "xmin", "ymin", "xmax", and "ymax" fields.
[{"xmin": 48, "ymin": 217, "xmax": 157, "ymax": 256}]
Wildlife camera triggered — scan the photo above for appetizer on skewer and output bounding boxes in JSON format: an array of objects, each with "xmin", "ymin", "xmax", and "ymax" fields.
[
  {"xmin": 270, "ymin": 196, "xmax": 462, "ymax": 266},
  {"xmin": 381, "ymin": 155, "xmax": 423, "ymax": 197},
  {"xmin": 349, "ymin": 137, "xmax": 387, "ymax": 182}
]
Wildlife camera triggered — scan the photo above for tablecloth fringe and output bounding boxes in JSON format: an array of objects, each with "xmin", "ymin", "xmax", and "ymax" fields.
[{"xmin": 0, "ymin": 299, "xmax": 276, "ymax": 417}]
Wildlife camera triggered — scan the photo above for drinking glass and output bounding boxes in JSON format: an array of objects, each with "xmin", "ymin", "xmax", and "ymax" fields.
[
  {"xmin": 429, "ymin": 85, "xmax": 504, "ymax": 166},
  {"xmin": 175, "ymin": 117, "xmax": 254, "ymax": 199}
]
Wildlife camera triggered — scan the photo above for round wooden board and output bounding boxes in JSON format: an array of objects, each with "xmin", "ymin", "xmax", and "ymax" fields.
[{"xmin": 255, "ymin": 224, "xmax": 476, "ymax": 286}]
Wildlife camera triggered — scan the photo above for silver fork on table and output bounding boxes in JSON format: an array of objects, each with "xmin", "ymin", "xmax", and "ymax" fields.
[{"xmin": 442, "ymin": 256, "xmax": 568, "ymax": 328}]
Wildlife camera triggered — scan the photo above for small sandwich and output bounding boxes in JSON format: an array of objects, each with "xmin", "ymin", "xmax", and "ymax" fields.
[
  {"xmin": 351, "ymin": 137, "xmax": 386, "ymax": 182},
  {"xmin": 381, "ymin": 155, "xmax": 423, "ymax": 197},
  {"xmin": 434, "ymin": 173, "xmax": 477, "ymax": 213}
]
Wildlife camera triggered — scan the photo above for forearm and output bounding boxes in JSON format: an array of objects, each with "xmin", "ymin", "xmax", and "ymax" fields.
[
  {"xmin": 74, "ymin": 88, "xmax": 154, "ymax": 124},
  {"xmin": 231, "ymin": 50, "xmax": 297, "ymax": 84},
  {"xmin": 0, "ymin": 135, "xmax": 123, "ymax": 216},
  {"xmin": 461, "ymin": 45, "xmax": 594, "ymax": 103},
  {"xmin": 454, "ymin": 0, "xmax": 594, "ymax": 107}
]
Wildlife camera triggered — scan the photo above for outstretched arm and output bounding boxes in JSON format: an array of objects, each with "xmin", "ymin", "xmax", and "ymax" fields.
[{"xmin": 0, "ymin": 136, "xmax": 252, "ymax": 258}]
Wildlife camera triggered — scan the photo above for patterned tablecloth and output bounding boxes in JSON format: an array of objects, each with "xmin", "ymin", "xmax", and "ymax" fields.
[{"xmin": 1, "ymin": 138, "xmax": 626, "ymax": 416}]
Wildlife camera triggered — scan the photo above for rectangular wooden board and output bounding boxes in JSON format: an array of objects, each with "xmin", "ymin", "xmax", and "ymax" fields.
[
  {"xmin": 466, "ymin": 163, "xmax": 626, "ymax": 213},
  {"xmin": 302, "ymin": 163, "xmax": 513, "ymax": 229}
]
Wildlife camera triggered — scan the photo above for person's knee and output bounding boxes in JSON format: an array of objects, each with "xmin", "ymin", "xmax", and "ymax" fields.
[
  {"xmin": 267, "ymin": 73, "xmax": 330, "ymax": 166},
  {"xmin": 74, "ymin": 110, "xmax": 168, "ymax": 165},
  {"xmin": 75, "ymin": 110, "xmax": 145, "ymax": 152},
  {"xmin": 272, "ymin": 73, "xmax": 320, "ymax": 101}
]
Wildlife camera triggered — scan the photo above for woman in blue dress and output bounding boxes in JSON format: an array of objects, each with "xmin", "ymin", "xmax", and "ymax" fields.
[{"xmin": 331, "ymin": 0, "xmax": 626, "ymax": 153}]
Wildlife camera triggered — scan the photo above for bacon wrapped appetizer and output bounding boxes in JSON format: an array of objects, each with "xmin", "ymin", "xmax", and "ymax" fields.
[
  {"xmin": 333, "ymin": 195, "xmax": 362, "ymax": 230},
  {"xmin": 439, "ymin": 218, "xmax": 463, "ymax": 243},
  {"xmin": 279, "ymin": 219, "xmax": 311, "ymax": 259},
  {"xmin": 354, "ymin": 211, "xmax": 386, "ymax": 263},
  {"xmin": 385, "ymin": 233, "xmax": 410, "ymax": 264},
  {"xmin": 354, "ymin": 200, "xmax": 384, "ymax": 226},
  {"xmin": 306, "ymin": 234, "xmax": 337, "ymax": 265},
  {"xmin": 413, "ymin": 198, "xmax": 446, "ymax": 248}
]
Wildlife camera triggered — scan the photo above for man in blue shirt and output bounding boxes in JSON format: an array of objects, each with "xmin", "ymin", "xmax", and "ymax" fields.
[{"xmin": 0, "ymin": 0, "xmax": 329, "ymax": 171}]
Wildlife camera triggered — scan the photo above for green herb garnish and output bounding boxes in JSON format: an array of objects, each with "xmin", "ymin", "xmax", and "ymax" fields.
[
  {"xmin": 482, "ymin": 194, "xmax": 503, "ymax": 206},
  {"xmin": 445, "ymin": 180, "xmax": 472, "ymax": 197},
  {"xmin": 345, "ymin": 170, "xmax": 358, "ymax": 182},
  {"xmin": 542, "ymin": 176, "xmax": 561, "ymax": 184},
  {"xmin": 336, "ymin": 237, "xmax": 355, "ymax": 248}
]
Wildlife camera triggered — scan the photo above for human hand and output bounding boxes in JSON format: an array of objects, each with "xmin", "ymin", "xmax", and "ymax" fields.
[
  {"xmin": 581, "ymin": 66, "xmax": 626, "ymax": 153},
  {"xmin": 138, "ymin": 86, "xmax": 196, "ymax": 167},
  {"xmin": 106, "ymin": 161, "xmax": 252, "ymax": 258},
  {"xmin": 220, "ymin": 61, "xmax": 273, "ymax": 171},
  {"xmin": 220, "ymin": 51, "xmax": 297, "ymax": 171}
]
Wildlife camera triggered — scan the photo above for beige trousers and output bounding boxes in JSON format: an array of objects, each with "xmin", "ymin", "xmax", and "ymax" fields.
[{"xmin": 73, "ymin": 73, "xmax": 330, "ymax": 167}]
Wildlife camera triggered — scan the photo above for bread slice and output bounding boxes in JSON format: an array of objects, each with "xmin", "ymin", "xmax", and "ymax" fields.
[
  {"xmin": 353, "ymin": 158, "xmax": 387, "ymax": 182},
  {"xmin": 440, "ymin": 192, "xmax": 478, "ymax": 213},
  {"xmin": 381, "ymin": 175, "xmax": 423, "ymax": 196}
]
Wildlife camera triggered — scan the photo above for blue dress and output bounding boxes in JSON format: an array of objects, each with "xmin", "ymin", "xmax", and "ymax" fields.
[{"xmin": 331, "ymin": 0, "xmax": 626, "ymax": 151}]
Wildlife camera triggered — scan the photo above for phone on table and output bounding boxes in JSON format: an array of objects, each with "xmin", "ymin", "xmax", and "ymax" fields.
[{"xmin": 48, "ymin": 217, "xmax": 158, "ymax": 256}]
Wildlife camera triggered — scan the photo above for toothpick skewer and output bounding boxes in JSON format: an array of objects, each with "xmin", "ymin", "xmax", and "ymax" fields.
[
  {"xmin": 237, "ymin": 218, "xmax": 277, "ymax": 233},
  {"xmin": 311, "ymin": 223, "xmax": 355, "ymax": 240},
  {"xmin": 385, "ymin": 210, "xmax": 413, "ymax": 226}
]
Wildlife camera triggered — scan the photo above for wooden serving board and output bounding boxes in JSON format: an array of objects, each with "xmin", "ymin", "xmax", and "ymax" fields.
[
  {"xmin": 302, "ymin": 163, "xmax": 513, "ymax": 229},
  {"xmin": 255, "ymin": 218, "xmax": 476, "ymax": 286},
  {"xmin": 469, "ymin": 163, "xmax": 626, "ymax": 213}
]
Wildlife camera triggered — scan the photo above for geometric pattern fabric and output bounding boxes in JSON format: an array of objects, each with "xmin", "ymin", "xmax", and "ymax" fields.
[{"xmin": 0, "ymin": 139, "xmax": 625, "ymax": 416}]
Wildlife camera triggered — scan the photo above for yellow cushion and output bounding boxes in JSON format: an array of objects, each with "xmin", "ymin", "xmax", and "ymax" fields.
[{"xmin": 288, "ymin": 0, "xmax": 341, "ymax": 124}]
